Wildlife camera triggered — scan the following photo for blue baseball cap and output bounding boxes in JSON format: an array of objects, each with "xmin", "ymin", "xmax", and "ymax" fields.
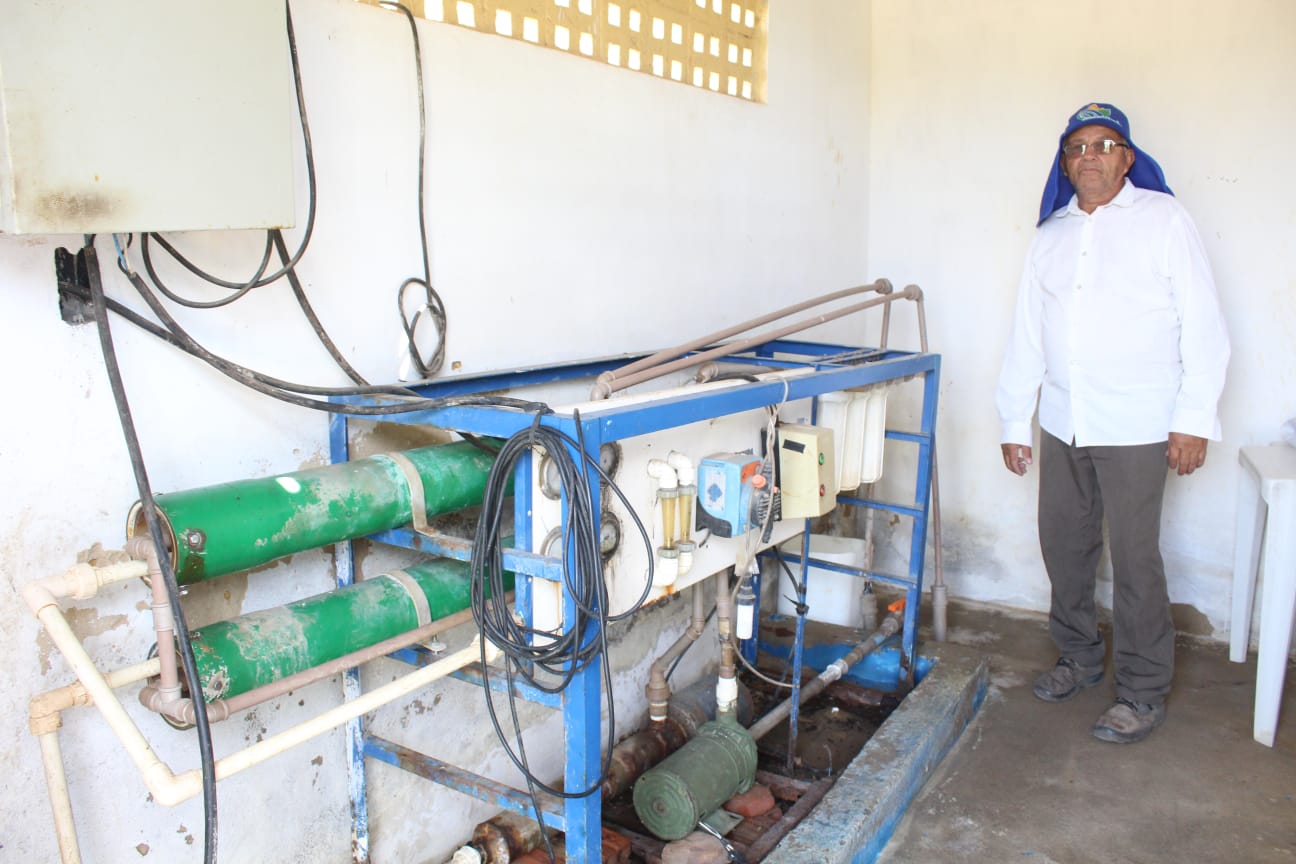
[{"xmin": 1036, "ymin": 102, "xmax": 1173, "ymax": 225}]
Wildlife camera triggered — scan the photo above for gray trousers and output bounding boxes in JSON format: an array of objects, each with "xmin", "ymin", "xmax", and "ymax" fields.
[{"xmin": 1038, "ymin": 431, "xmax": 1174, "ymax": 705}]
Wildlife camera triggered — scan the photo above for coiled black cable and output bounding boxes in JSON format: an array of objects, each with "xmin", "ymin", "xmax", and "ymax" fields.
[
  {"xmin": 115, "ymin": 0, "xmax": 455, "ymax": 401},
  {"xmin": 470, "ymin": 413, "xmax": 655, "ymax": 855},
  {"xmin": 85, "ymin": 239, "xmax": 219, "ymax": 864},
  {"xmin": 380, "ymin": 1, "xmax": 447, "ymax": 380}
]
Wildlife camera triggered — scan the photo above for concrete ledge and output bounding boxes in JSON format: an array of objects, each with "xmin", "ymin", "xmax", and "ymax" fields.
[{"xmin": 762, "ymin": 642, "xmax": 989, "ymax": 864}]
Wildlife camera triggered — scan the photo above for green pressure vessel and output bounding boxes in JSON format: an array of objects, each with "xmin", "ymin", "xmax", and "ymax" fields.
[
  {"xmin": 127, "ymin": 440, "xmax": 502, "ymax": 585},
  {"xmin": 188, "ymin": 557, "xmax": 510, "ymax": 702},
  {"xmin": 632, "ymin": 719, "xmax": 758, "ymax": 841}
]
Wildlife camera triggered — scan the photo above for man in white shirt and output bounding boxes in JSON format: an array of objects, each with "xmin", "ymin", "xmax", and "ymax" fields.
[{"xmin": 996, "ymin": 103, "xmax": 1230, "ymax": 743}]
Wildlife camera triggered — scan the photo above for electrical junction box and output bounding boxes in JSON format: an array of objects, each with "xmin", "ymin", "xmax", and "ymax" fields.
[
  {"xmin": 0, "ymin": 0, "xmax": 294, "ymax": 234},
  {"xmin": 778, "ymin": 424, "xmax": 836, "ymax": 518}
]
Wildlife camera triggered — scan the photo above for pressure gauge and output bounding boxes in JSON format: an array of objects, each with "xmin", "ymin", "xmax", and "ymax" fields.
[
  {"xmin": 599, "ymin": 511, "xmax": 621, "ymax": 558},
  {"xmin": 539, "ymin": 454, "xmax": 562, "ymax": 500},
  {"xmin": 599, "ymin": 442, "xmax": 622, "ymax": 478},
  {"xmin": 539, "ymin": 443, "xmax": 622, "ymax": 500}
]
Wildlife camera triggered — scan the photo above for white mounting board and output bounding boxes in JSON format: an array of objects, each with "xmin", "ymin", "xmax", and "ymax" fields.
[{"xmin": 525, "ymin": 376, "xmax": 819, "ymax": 628}]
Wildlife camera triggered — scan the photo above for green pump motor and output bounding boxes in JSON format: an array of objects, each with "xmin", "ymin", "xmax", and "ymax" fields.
[{"xmin": 632, "ymin": 718, "xmax": 758, "ymax": 841}]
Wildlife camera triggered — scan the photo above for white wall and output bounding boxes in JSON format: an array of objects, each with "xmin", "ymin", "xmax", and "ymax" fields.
[
  {"xmin": 868, "ymin": 1, "xmax": 1296, "ymax": 632},
  {"xmin": 0, "ymin": 1, "xmax": 872, "ymax": 861}
]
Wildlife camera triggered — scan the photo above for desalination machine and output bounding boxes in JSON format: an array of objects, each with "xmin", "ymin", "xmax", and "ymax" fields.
[{"xmin": 23, "ymin": 281, "xmax": 942, "ymax": 863}]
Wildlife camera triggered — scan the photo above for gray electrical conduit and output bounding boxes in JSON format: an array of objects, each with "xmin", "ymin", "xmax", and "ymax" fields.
[
  {"xmin": 590, "ymin": 280, "xmax": 898, "ymax": 398},
  {"xmin": 746, "ymin": 607, "xmax": 903, "ymax": 742}
]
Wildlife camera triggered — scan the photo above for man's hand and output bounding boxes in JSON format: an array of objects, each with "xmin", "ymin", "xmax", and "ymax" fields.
[
  {"xmin": 1001, "ymin": 443, "xmax": 1033, "ymax": 476},
  {"xmin": 1167, "ymin": 432, "xmax": 1208, "ymax": 476}
]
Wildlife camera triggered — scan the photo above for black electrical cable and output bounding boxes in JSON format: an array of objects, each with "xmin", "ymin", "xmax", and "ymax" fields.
[
  {"xmin": 140, "ymin": 232, "xmax": 275, "ymax": 308},
  {"xmin": 772, "ymin": 547, "xmax": 810, "ymax": 617},
  {"xmin": 117, "ymin": 262, "xmax": 549, "ymax": 415},
  {"xmin": 84, "ymin": 238, "xmax": 219, "ymax": 864},
  {"xmin": 470, "ymin": 413, "xmax": 655, "ymax": 847},
  {"xmin": 380, "ymin": 1, "xmax": 447, "ymax": 380},
  {"xmin": 120, "ymin": 0, "xmax": 453, "ymax": 400},
  {"xmin": 270, "ymin": 228, "xmax": 369, "ymax": 387},
  {"xmin": 137, "ymin": 1, "xmax": 318, "ymax": 303}
]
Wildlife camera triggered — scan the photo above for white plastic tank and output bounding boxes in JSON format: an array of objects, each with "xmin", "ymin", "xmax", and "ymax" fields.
[
  {"xmin": 817, "ymin": 391, "xmax": 857, "ymax": 493},
  {"xmin": 816, "ymin": 388, "xmax": 889, "ymax": 492},
  {"xmin": 772, "ymin": 535, "xmax": 868, "ymax": 627},
  {"xmin": 857, "ymin": 388, "xmax": 889, "ymax": 484}
]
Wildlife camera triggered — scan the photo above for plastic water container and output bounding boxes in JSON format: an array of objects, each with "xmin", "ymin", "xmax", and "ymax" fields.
[
  {"xmin": 772, "ymin": 534, "xmax": 868, "ymax": 627},
  {"xmin": 816, "ymin": 388, "xmax": 889, "ymax": 491},
  {"xmin": 857, "ymin": 387, "xmax": 888, "ymax": 484},
  {"xmin": 817, "ymin": 391, "xmax": 856, "ymax": 493}
]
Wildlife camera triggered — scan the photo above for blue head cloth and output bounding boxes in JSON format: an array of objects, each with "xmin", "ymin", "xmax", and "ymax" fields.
[{"xmin": 1036, "ymin": 102, "xmax": 1173, "ymax": 225}]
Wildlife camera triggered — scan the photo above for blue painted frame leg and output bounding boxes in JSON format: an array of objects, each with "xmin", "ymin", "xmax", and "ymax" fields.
[
  {"xmin": 561, "ymin": 419, "xmax": 604, "ymax": 864},
  {"xmin": 330, "ymin": 412, "xmax": 370, "ymax": 864},
  {"xmin": 785, "ymin": 526, "xmax": 813, "ymax": 773}
]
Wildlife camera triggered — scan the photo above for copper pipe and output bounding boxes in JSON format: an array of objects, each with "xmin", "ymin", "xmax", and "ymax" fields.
[
  {"xmin": 598, "ymin": 286, "xmax": 920, "ymax": 398},
  {"xmin": 908, "ymin": 285, "xmax": 947, "ymax": 642},
  {"xmin": 591, "ymin": 280, "xmax": 894, "ymax": 398}
]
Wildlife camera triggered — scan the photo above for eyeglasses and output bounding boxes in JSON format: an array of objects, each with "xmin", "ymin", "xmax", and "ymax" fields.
[{"xmin": 1062, "ymin": 138, "xmax": 1131, "ymax": 158}]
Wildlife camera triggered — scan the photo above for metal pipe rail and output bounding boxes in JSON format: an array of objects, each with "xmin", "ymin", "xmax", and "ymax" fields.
[{"xmin": 590, "ymin": 283, "xmax": 921, "ymax": 399}]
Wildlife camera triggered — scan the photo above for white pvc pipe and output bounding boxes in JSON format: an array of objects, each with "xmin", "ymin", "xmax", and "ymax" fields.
[
  {"xmin": 666, "ymin": 451, "xmax": 695, "ymax": 487},
  {"xmin": 646, "ymin": 458, "xmax": 678, "ymax": 490},
  {"xmin": 29, "ymin": 657, "xmax": 168, "ymax": 864},
  {"xmin": 36, "ymin": 731, "xmax": 79, "ymax": 864},
  {"xmin": 23, "ymin": 570, "xmax": 491, "ymax": 808},
  {"xmin": 40, "ymin": 560, "xmax": 148, "ymax": 602},
  {"xmin": 193, "ymin": 640, "xmax": 487, "ymax": 796},
  {"xmin": 23, "ymin": 580, "xmax": 175, "ymax": 794}
]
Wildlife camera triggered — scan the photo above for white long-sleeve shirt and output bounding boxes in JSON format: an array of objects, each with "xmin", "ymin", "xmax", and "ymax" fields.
[{"xmin": 997, "ymin": 180, "xmax": 1230, "ymax": 447}]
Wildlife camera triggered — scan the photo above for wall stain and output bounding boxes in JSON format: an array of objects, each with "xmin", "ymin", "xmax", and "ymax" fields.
[
  {"xmin": 35, "ymin": 189, "xmax": 117, "ymax": 225},
  {"xmin": 1172, "ymin": 602, "xmax": 1213, "ymax": 637},
  {"xmin": 348, "ymin": 419, "xmax": 453, "ymax": 459},
  {"xmin": 295, "ymin": 447, "xmax": 329, "ymax": 471},
  {"xmin": 36, "ymin": 608, "xmax": 129, "ymax": 675},
  {"xmin": 178, "ymin": 570, "xmax": 251, "ymax": 630}
]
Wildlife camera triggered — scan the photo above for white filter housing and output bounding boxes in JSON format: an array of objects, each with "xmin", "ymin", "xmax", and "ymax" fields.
[
  {"xmin": 817, "ymin": 390, "xmax": 856, "ymax": 493},
  {"xmin": 817, "ymin": 388, "xmax": 889, "ymax": 491},
  {"xmin": 856, "ymin": 388, "xmax": 889, "ymax": 484}
]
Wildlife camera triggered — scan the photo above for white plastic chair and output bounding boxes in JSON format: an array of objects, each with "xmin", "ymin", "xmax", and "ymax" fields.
[{"xmin": 1229, "ymin": 445, "xmax": 1296, "ymax": 747}]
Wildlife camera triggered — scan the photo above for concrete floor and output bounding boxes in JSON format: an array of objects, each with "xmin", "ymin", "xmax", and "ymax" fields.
[{"xmin": 875, "ymin": 601, "xmax": 1296, "ymax": 864}]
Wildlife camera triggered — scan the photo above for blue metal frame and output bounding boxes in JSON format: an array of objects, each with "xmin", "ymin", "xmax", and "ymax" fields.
[
  {"xmin": 329, "ymin": 412, "xmax": 369, "ymax": 864},
  {"xmin": 331, "ymin": 340, "xmax": 939, "ymax": 864}
]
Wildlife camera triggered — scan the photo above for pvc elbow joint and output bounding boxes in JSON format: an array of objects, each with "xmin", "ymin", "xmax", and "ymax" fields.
[
  {"xmin": 647, "ymin": 458, "xmax": 678, "ymax": 490},
  {"xmin": 666, "ymin": 451, "xmax": 695, "ymax": 486}
]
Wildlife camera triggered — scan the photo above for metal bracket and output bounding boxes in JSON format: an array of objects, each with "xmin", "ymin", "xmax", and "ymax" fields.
[{"xmin": 54, "ymin": 246, "xmax": 96, "ymax": 326}]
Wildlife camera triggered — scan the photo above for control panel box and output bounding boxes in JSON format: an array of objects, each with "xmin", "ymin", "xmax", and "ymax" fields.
[
  {"xmin": 778, "ymin": 423, "xmax": 836, "ymax": 518},
  {"xmin": 0, "ymin": 0, "xmax": 293, "ymax": 234}
]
